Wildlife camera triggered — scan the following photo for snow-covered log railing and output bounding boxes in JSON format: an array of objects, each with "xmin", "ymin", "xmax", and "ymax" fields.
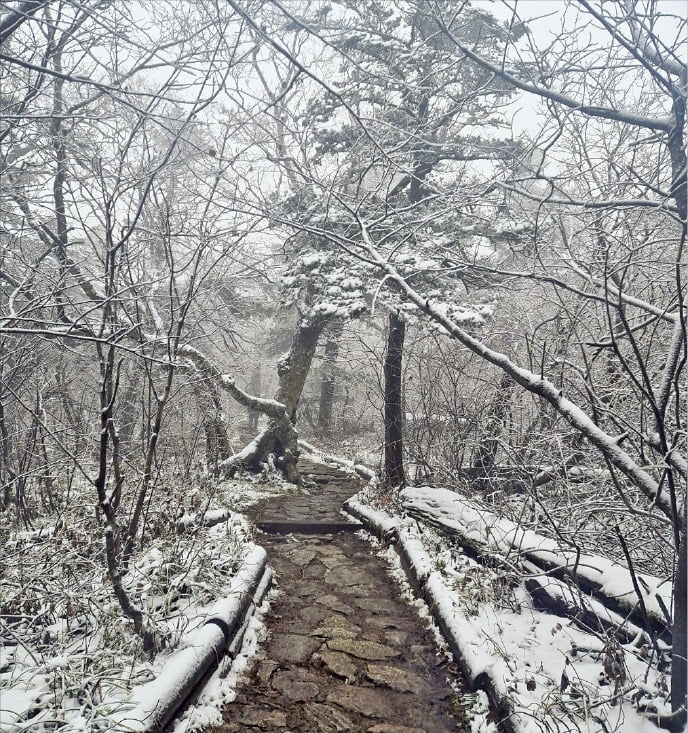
[
  {"xmin": 297, "ymin": 439, "xmax": 376, "ymax": 481},
  {"xmin": 402, "ymin": 486, "xmax": 673, "ymax": 643},
  {"xmin": 522, "ymin": 563, "xmax": 667, "ymax": 651},
  {"xmin": 176, "ymin": 507, "xmax": 233, "ymax": 532},
  {"xmin": 344, "ymin": 494, "xmax": 675, "ymax": 732},
  {"xmin": 343, "ymin": 497, "xmax": 518, "ymax": 733},
  {"xmin": 116, "ymin": 546, "xmax": 271, "ymax": 733}
]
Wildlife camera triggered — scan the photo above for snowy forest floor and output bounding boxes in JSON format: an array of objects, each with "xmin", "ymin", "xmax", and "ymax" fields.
[
  {"xmin": 1, "ymin": 473, "xmax": 279, "ymax": 732},
  {"xmin": 1, "ymin": 453, "xmax": 675, "ymax": 733}
]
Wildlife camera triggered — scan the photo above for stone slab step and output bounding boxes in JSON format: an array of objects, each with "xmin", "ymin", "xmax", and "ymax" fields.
[{"xmin": 255, "ymin": 520, "xmax": 364, "ymax": 535}]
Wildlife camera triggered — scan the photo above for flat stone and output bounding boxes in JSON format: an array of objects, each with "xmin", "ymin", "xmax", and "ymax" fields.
[
  {"xmin": 290, "ymin": 580, "xmax": 323, "ymax": 600},
  {"xmin": 320, "ymin": 554, "xmax": 349, "ymax": 569},
  {"xmin": 367, "ymin": 726, "xmax": 428, "ymax": 733},
  {"xmin": 410, "ymin": 644, "xmax": 434, "ymax": 657},
  {"xmin": 255, "ymin": 659, "xmax": 279, "ymax": 684},
  {"xmin": 227, "ymin": 488, "xmax": 463, "ymax": 733},
  {"xmin": 285, "ymin": 547, "xmax": 319, "ymax": 566},
  {"xmin": 365, "ymin": 664, "xmax": 426, "ymax": 693},
  {"xmin": 313, "ymin": 615, "xmax": 361, "ymax": 640},
  {"xmin": 316, "ymin": 595, "xmax": 354, "ymax": 615},
  {"xmin": 268, "ymin": 633, "xmax": 322, "ymax": 664},
  {"xmin": 368, "ymin": 616, "xmax": 407, "ymax": 629},
  {"xmin": 238, "ymin": 708, "xmax": 288, "ymax": 727},
  {"xmin": 327, "ymin": 638, "xmax": 400, "ymax": 661},
  {"xmin": 299, "ymin": 604, "xmax": 330, "ymax": 625},
  {"xmin": 384, "ymin": 630, "xmax": 409, "ymax": 646},
  {"xmin": 312, "ymin": 650, "xmax": 358, "ymax": 681},
  {"xmin": 272, "ymin": 615, "xmax": 318, "ymax": 636},
  {"xmin": 354, "ymin": 597, "xmax": 400, "ymax": 614},
  {"xmin": 324, "ymin": 567, "xmax": 372, "ymax": 587},
  {"xmin": 270, "ymin": 670, "xmax": 320, "ymax": 702},
  {"xmin": 297, "ymin": 701, "xmax": 358, "ymax": 730},
  {"xmin": 262, "ymin": 711, "xmax": 289, "ymax": 728},
  {"xmin": 326, "ymin": 685, "xmax": 399, "ymax": 719},
  {"xmin": 313, "ymin": 543, "xmax": 343, "ymax": 557},
  {"xmin": 302, "ymin": 562, "xmax": 326, "ymax": 579}
]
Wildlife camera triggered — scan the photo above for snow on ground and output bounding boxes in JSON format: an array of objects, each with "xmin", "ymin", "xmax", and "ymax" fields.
[
  {"xmin": 403, "ymin": 486, "xmax": 673, "ymax": 626},
  {"xmin": 351, "ymin": 482, "xmax": 673, "ymax": 733},
  {"xmin": 0, "ymin": 473, "xmax": 281, "ymax": 732},
  {"xmin": 3, "ymin": 453, "xmax": 674, "ymax": 733},
  {"xmin": 170, "ymin": 589, "xmax": 272, "ymax": 733}
]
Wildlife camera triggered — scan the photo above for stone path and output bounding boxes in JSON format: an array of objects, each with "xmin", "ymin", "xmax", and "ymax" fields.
[{"xmin": 210, "ymin": 459, "xmax": 467, "ymax": 733}]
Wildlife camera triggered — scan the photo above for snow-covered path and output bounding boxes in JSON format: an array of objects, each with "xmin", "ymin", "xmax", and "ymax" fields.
[{"xmin": 206, "ymin": 460, "xmax": 468, "ymax": 732}]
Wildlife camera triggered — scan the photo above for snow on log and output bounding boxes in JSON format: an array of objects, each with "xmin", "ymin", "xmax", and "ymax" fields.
[
  {"xmin": 402, "ymin": 486, "xmax": 672, "ymax": 640},
  {"xmin": 298, "ymin": 439, "xmax": 377, "ymax": 480},
  {"xmin": 116, "ymin": 545, "xmax": 271, "ymax": 732}
]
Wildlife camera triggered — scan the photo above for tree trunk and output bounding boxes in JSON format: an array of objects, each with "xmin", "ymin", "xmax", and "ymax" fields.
[
  {"xmin": 178, "ymin": 344, "xmax": 301, "ymax": 483},
  {"xmin": 671, "ymin": 518, "xmax": 687, "ymax": 728},
  {"xmin": 244, "ymin": 420, "xmax": 301, "ymax": 484},
  {"xmin": 275, "ymin": 315, "xmax": 326, "ymax": 423},
  {"xmin": 190, "ymin": 377, "xmax": 232, "ymax": 473},
  {"xmin": 226, "ymin": 315, "xmax": 327, "ymax": 483},
  {"xmin": 247, "ymin": 365, "xmax": 261, "ymax": 433},
  {"xmin": 318, "ymin": 322, "xmax": 343, "ymax": 435},
  {"xmin": 472, "ymin": 372, "xmax": 513, "ymax": 477},
  {"xmin": 204, "ymin": 396, "xmax": 232, "ymax": 472},
  {"xmin": 383, "ymin": 311, "xmax": 406, "ymax": 489},
  {"xmin": 180, "ymin": 317, "xmax": 325, "ymax": 485}
]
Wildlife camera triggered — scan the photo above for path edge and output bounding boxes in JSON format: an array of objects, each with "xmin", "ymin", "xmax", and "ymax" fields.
[
  {"xmin": 121, "ymin": 545, "xmax": 272, "ymax": 733},
  {"xmin": 297, "ymin": 439, "xmax": 376, "ymax": 481},
  {"xmin": 343, "ymin": 497, "xmax": 517, "ymax": 733}
]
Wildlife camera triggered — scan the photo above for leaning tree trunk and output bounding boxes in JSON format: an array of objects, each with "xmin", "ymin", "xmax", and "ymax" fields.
[
  {"xmin": 248, "ymin": 314, "xmax": 327, "ymax": 482},
  {"xmin": 180, "ymin": 316, "xmax": 328, "ymax": 485},
  {"xmin": 318, "ymin": 322, "xmax": 343, "ymax": 435},
  {"xmin": 383, "ymin": 311, "xmax": 406, "ymax": 490},
  {"xmin": 275, "ymin": 315, "xmax": 326, "ymax": 423},
  {"xmin": 178, "ymin": 345, "xmax": 300, "ymax": 483}
]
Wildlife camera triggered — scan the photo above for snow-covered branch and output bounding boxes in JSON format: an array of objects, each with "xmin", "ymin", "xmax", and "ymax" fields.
[
  {"xmin": 355, "ymin": 221, "xmax": 678, "ymax": 524},
  {"xmin": 442, "ymin": 37, "xmax": 672, "ymax": 132},
  {"xmin": 176, "ymin": 344, "xmax": 289, "ymax": 420}
]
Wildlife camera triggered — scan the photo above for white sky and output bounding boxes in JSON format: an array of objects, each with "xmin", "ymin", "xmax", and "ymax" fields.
[
  {"xmin": 466, "ymin": 0, "xmax": 687, "ymax": 134},
  {"xmin": 476, "ymin": 0, "xmax": 687, "ymax": 23}
]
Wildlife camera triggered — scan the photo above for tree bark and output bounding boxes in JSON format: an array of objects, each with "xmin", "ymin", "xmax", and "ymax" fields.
[
  {"xmin": 247, "ymin": 365, "xmax": 261, "ymax": 433},
  {"xmin": 671, "ymin": 518, "xmax": 687, "ymax": 727},
  {"xmin": 177, "ymin": 315, "xmax": 326, "ymax": 485},
  {"xmin": 275, "ymin": 315, "xmax": 326, "ymax": 423},
  {"xmin": 203, "ymin": 385, "xmax": 232, "ymax": 472},
  {"xmin": 383, "ymin": 311, "xmax": 406, "ymax": 489},
  {"xmin": 472, "ymin": 372, "xmax": 513, "ymax": 477},
  {"xmin": 178, "ymin": 344, "xmax": 300, "ymax": 482},
  {"xmin": 318, "ymin": 322, "xmax": 343, "ymax": 435}
]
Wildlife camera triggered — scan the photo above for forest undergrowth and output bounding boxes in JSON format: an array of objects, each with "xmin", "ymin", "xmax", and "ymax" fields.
[{"xmin": 0, "ymin": 471, "xmax": 281, "ymax": 732}]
